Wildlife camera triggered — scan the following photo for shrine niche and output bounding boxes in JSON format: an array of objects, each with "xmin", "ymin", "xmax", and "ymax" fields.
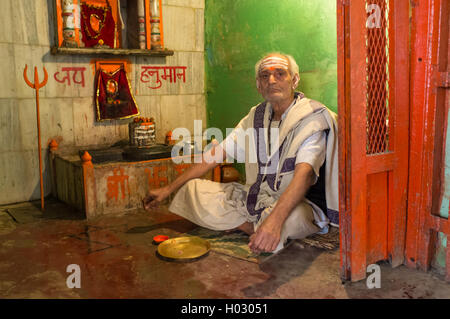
[
  {"xmin": 52, "ymin": 0, "xmax": 172, "ymax": 56},
  {"xmin": 94, "ymin": 60, "xmax": 139, "ymax": 121}
]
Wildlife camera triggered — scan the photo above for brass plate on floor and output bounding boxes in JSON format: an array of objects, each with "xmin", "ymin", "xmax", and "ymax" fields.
[{"xmin": 157, "ymin": 236, "xmax": 210, "ymax": 261}]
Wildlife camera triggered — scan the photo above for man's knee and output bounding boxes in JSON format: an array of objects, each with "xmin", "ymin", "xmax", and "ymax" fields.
[
  {"xmin": 282, "ymin": 202, "xmax": 319, "ymax": 240},
  {"xmin": 290, "ymin": 201, "xmax": 315, "ymax": 221},
  {"xmin": 182, "ymin": 178, "xmax": 202, "ymax": 192}
]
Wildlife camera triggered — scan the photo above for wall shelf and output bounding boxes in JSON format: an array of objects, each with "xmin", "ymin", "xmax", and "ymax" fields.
[{"xmin": 50, "ymin": 47, "xmax": 174, "ymax": 57}]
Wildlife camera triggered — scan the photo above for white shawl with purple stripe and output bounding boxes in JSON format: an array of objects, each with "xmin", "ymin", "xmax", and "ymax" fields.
[{"xmin": 239, "ymin": 92, "xmax": 339, "ymax": 226}]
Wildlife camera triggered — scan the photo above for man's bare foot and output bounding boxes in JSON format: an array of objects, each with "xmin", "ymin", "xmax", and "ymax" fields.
[
  {"xmin": 237, "ymin": 222, "xmax": 255, "ymax": 235},
  {"xmin": 225, "ymin": 222, "xmax": 254, "ymax": 235}
]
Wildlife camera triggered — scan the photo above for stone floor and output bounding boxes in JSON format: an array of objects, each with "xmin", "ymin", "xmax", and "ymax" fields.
[{"xmin": 0, "ymin": 197, "xmax": 449, "ymax": 299}]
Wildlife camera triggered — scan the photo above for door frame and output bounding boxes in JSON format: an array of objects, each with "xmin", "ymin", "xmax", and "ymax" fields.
[{"xmin": 405, "ymin": 0, "xmax": 450, "ymax": 281}]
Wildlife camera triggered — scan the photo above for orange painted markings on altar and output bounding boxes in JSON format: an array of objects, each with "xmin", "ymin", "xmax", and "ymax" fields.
[
  {"xmin": 54, "ymin": 67, "xmax": 86, "ymax": 87},
  {"xmin": 145, "ymin": 166, "xmax": 168, "ymax": 189},
  {"xmin": 140, "ymin": 66, "xmax": 187, "ymax": 89},
  {"xmin": 106, "ymin": 168, "xmax": 130, "ymax": 201}
]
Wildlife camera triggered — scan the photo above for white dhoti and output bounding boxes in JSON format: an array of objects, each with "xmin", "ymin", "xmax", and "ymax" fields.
[
  {"xmin": 169, "ymin": 178, "xmax": 321, "ymax": 251},
  {"xmin": 169, "ymin": 179, "xmax": 249, "ymax": 231}
]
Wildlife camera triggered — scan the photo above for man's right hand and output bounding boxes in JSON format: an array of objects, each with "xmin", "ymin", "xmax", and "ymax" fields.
[{"xmin": 143, "ymin": 186, "xmax": 172, "ymax": 211}]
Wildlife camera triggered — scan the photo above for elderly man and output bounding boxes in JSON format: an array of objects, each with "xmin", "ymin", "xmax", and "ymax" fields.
[{"xmin": 143, "ymin": 53, "xmax": 338, "ymax": 253}]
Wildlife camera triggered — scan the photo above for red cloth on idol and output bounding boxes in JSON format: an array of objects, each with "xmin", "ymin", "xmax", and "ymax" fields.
[
  {"xmin": 95, "ymin": 67, "xmax": 139, "ymax": 121},
  {"xmin": 80, "ymin": 1, "xmax": 116, "ymax": 48}
]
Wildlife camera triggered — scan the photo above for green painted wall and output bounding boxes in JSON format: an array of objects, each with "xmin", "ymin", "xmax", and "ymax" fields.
[{"xmin": 205, "ymin": 0, "xmax": 337, "ymax": 133}]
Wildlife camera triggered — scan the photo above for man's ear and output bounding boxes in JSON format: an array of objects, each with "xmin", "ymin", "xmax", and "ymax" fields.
[
  {"xmin": 256, "ymin": 79, "xmax": 261, "ymax": 92},
  {"xmin": 292, "ymin": 74, "xmax": 300, "ymax": 89}
]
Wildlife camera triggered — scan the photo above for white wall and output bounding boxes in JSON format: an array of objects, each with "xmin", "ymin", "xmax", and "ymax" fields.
[{"xmin": 0, "ymin": 0, "xmax": 205, "ymax": 204}]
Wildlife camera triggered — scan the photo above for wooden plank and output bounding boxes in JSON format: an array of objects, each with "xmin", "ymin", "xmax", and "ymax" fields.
[
  {"xmin": 366, "ymin": 172, "xmax": 389, "ymax": 263},
  {"xmin": 405, "ymin": 0, "xmax": 430, "ymax": 268},
  {"xmin": 387, "ymin": 0, "xmax": 410, "ymax": 268},
  {"xmin": 427, "ymin": 214, "xmax": 450, "ymax": 234},
  {"xmin": 366, "ymin": 153, "xmax": 394, "ymax": 174},
  {"xmin": 439, "ymin": 0, "xmax": 449, "ymax": 282},
  {"xmin": 50, "ymin": 46, "xmax": 174, "ymax": 56},
  {"xmin": 337, "ymin": 0, "xmax": 352, "ymax": 281},
  {"xmin": 416, "ymin": 0, "xmax": 445, "ymax": 272},
  {"xmin": 348, "ymin": 0, "xmax": 368, "ymax": 282},
  {"xmin": 405, "ymin": 0, "xmax": 449, "ymax": 275}
]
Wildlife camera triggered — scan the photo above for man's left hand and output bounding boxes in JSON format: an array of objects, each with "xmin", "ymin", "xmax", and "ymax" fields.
[{"xmin": 248, "ymin": 216, "xmax": 282, "ymax": 253}]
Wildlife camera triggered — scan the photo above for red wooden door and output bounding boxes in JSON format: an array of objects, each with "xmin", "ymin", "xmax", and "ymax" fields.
[
  {"xmin": 337, "ymin": 0, "xmax": 410, "ymax": 282},
  {"xmin": 405, "ymin": 0, "xmax": 450, "ymax": 281}
]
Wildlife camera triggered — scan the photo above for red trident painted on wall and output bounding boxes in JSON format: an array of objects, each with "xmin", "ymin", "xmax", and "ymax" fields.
[{"xmin": 23, "ymin": 65, "xmax": 48, "ymax": 212}]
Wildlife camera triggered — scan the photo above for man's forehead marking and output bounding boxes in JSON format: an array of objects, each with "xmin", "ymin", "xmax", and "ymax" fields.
[
  {"xmin": 260, "ymin": 56, "xmax": 289, "ymax": 71},
  {"xmin": 260, "ymin": 64, "xmax": 288, "ymax": 71},
  {"xmin": 262, "ymin": 56, "xmax": 288, "ymax": 63}
]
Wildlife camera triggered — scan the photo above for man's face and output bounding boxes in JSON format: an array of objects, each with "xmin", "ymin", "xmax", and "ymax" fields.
[{"xmin": 256, "ymin": 55, "xmax": 299, "ymax": 103}]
